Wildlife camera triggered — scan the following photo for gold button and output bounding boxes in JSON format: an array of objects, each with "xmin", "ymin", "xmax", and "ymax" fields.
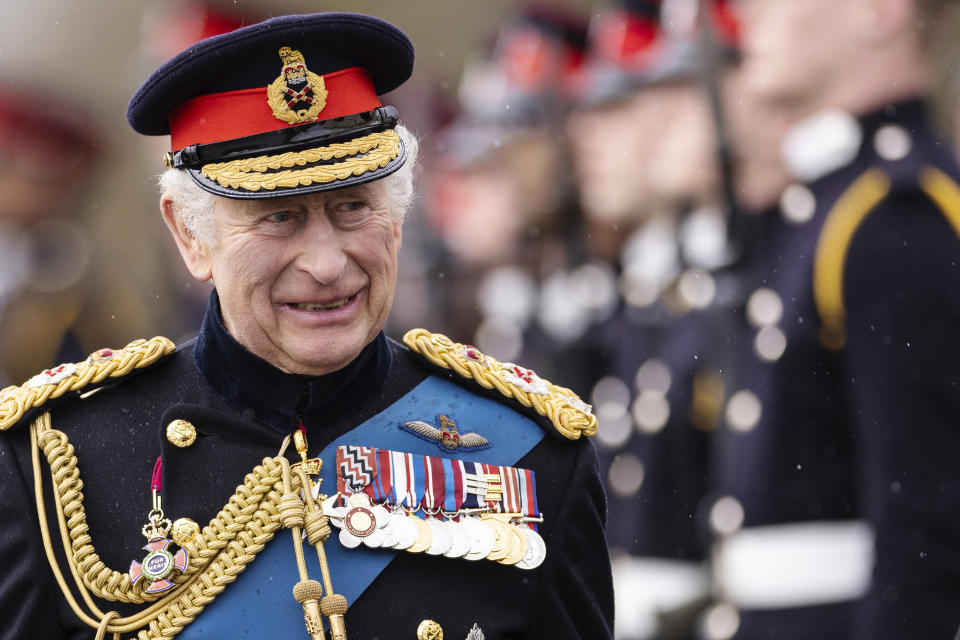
[
  {"xmin": 171, "ymin": 518, "xmax": 199, "ymax": 546},
  {"xmin": 417, "ymin": 619, "xmax": 443, "ymax": 640},
  {"xmin": 166, "ymin": 419, "xmax": 196, "ymax": 448}
]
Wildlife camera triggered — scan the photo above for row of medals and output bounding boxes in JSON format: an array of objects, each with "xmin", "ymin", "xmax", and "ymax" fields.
[{"xmin": 320, "ymin": 493, "xmax": 546, "ymax": 570}]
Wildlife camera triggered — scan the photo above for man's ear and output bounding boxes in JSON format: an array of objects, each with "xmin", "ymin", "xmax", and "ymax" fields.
[{"xmin": 160, "ymin": 194, "xmax": 214, "ymax": 282}]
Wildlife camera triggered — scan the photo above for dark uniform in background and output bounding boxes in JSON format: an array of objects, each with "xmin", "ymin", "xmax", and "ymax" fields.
[
  {"xmin": 708, "ymin": 99, "xmax": 960, "ymax": 639},
  {"xmin": 0, "ymin": 13, "xmax": 613, "ymax": 640},
  {"xmin": 570, "ymin": 1, "xmax": 746, "ymax": 637}
]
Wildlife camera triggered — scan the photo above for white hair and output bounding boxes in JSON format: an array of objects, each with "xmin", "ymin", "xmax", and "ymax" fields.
[{"xmin": 159, "ymin": 124, "xmax": 419, "ymax": 246}]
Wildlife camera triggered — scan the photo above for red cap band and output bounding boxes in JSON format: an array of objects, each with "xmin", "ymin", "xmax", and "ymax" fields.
[{"xmin": 168, "ymin": 66, "xmax": 381, "ymax": 150}]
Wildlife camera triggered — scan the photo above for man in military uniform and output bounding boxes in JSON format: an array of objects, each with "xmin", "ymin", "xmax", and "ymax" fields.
[
  {"xmin": 0, "ymin": 13, "xmax": 613, "ymax": 640},
  {"xmin": 705, "ymin": 1, "xmax": 960, "ymax": 638}
]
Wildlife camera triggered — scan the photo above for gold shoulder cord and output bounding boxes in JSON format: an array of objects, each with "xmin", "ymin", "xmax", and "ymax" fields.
[
  {"xmin": 403, "ymin": 329, "xmax": 598, "ymax": 440},
  {"xmin": 812, "ymin": 168, "xmax": 891, "ymax": 351},
  {"xmin": 19, "ymin": 341, "xmax": 345, "ymax": 639},
  {"xmin": 814, "ymin": 164, "xmax": 960, "ymax": 352},
  {"xmin": 1, "ymin": 337, "xmax": 176, "ymax": 431}
]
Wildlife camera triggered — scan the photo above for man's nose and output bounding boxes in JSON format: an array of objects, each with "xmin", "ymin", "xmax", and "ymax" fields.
[{"xmin": 295, "ymin": 214, "xmax": 347, "ymax": 283}]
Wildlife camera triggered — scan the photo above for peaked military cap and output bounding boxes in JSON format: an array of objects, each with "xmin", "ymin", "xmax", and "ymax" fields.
[{"xmin": 128, "ymin": 12, "xmax": 414, "ymax": 199}]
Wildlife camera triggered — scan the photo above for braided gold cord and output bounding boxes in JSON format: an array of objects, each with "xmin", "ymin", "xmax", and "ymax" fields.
[
  {"xmin": 200, "ymin": 130, "xmax": 401, "ymax": 192},
  {"xmin": 39, "ymin": 425, "xmax": 288, "ymax": 605},
  {"xmin": 0, "ymin": 337, "xmax": 176, "ymax": 431},
  {"xmin": 32, "ymin": 412, "xmax": 312, "ymax": 639},
  {"xmin": 402, "ymin": 329, "xmax": 598, "ymax": 440},
  {"xmin": 134, "ymin": 491, "xmax": 283, "ymax": 640}
]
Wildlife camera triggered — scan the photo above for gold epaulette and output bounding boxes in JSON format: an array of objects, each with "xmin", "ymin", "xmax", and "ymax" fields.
[
  {"xmin": 0, "ymin": 336, "xmax": 176, "ymax": 431},
  {"xmin": 403, "ymin": 328, "xmax": 597, "ymax": 441}
]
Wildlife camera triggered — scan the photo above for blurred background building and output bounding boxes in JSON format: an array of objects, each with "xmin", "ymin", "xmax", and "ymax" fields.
[{"xmin": 4, "ymin": 1, "xmax": 960, "ymax": 639}]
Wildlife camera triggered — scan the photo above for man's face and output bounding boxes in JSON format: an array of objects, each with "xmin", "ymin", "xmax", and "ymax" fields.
[
  {"xmin": 735, "ymin": 0, "xmax": 855, "ymax": 108},
  {"xmin": 191, "ymin": 180, "xmax": 402, "ymax": 376}
]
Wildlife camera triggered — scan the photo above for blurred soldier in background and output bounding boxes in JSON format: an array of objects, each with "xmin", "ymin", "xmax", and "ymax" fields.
[
  {"xmin": 426, "ymin": 5, "xmax": 614, "ymax": 396},
  {"xmin": 565, "ymin": 1, "xmax": 791, "ymax": 637},
  {"xmin": 0, "ymin": 89, "xmax": 101, "ymax": 385},
  {"xmin": 705, "ymin": 0, "xmax": 960, "ymax": 638},
  {"xmin": 566, "ymin": 2, "xmax": 713, "ymax": 638}
]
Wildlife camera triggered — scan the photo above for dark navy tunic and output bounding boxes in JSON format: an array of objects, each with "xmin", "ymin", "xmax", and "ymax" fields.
[
  {"xmin": 0, "ymin": 292, "xmax": 614, "ymax": 639},
  {"xmin": 710, "ymin": 99, "xmax": 960, "ymax": 640}
]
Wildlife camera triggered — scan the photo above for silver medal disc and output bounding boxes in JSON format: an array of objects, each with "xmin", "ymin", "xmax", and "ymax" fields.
[
  {"xmin": 442, "ymin": 519, "xmax": 472, "ymax": 559},
  {"xmin": 462, "ymin": 517, "xmax": 496, "ymax": 561},
  {"xmin": 425, "ymin": 518, "xmax": 452, "ymax": 556},
  {"xmin": 379, "ymin": 516, "xmax": 400, "ymax": 548},
  {"xmin": 338, "ymin": 528, "xmax": 362, "ymax": 549},
  {"xmin": 362, "ymin": 527, "xmax": 386, "ymax": 548},
  {"xmin": 321, "ymin": 496, "xmax": 346, "ymax": 529},
  {"xmin": 392, "ymin": 514, "xmax": 419, "ymax": 550},
  {"xmin": 516, "ymin": 527, "xmax": 547, "ymax": 570}
]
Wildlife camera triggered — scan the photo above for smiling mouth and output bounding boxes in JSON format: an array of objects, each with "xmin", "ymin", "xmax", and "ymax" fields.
[{"xmin": 288, "ymin": 293, "xmax": 358, "ymax": 311}]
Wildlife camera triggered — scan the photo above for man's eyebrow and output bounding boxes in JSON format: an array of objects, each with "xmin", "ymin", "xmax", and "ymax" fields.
[{"xmin": 244, "ymin": 199, "xmax": 300, "ymax": 213}]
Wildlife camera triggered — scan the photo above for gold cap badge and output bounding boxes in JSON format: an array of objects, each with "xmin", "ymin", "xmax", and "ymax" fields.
[{"xmin": 267, "ymin": 46, "xmax": 328, "ymax": 124}]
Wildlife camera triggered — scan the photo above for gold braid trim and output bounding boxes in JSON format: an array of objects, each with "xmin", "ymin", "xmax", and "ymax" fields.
[
  {"xmin": 0, "ymin": 337, "xmax": 176, "ymax": 432},
  {"xmin": 402, "ymin": 328, "xmax": 597, "ymax": 440},
  {"xmin": 919, "ymin": 164, "xmax": 960, "ymax": 240},
  {"xmin": 33, "ymin": 413, "xmax": 303, "ymax": 639},
  {"xmin": 200, "ymin": 129, "xmax": 401, "ymax": 192}
]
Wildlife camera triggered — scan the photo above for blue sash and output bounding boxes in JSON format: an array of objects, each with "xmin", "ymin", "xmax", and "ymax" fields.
[{"xmin": 180, "ymin": 374, "xmax": 546, "ymax": 638}]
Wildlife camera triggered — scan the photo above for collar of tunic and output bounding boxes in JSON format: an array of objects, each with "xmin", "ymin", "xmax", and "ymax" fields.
[{"xmin": 193, "ymin": 290, "xmax": 391, "ymax": 433}]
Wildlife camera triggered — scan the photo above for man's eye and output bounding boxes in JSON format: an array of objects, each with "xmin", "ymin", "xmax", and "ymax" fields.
[
  {"xmin": 337, "ymin": 201, "xmax": 367, "ymax": 212},
  {"xmin": 265, "ymin": 211, "xmax": 294, "ymax": 223}
]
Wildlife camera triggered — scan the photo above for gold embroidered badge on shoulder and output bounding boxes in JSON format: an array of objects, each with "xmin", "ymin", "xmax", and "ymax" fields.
[
  {"xmin": 403, "ymin": 329, "xmax": 597, "ymax": 441},
  {"xmin": 0, "ymin": 336, "xmax": 176, "ymax": 431}
]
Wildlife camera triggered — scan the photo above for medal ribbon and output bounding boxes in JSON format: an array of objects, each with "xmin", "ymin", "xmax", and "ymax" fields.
[
  {"xmin": 481, "ymin": 463, "xmax": 502, "ymax": 510},
  {"xmin": 336, "ymin": 446, "xmax": 537, "ymax": 522},
  {"xmin": 336, "ymin": 445, "xmax": 377, "ymax": 497},
  {"xmin": 518, "ymin": 467, "xmax": 539, "ymax": 530},
  {"xmin": 374, "ymin": 448, "xmax": 393, "ymax": 504},
  {"xmin": 391, "ymin": 450, "xmax": 419, "ymax": 509},
  {"xmin": 441, "ymin": 457, "xmax": 462, "ymax": 513},
  {"xmin": 423, "ymin": 455, "xmax": 445, "ymax": 512}
]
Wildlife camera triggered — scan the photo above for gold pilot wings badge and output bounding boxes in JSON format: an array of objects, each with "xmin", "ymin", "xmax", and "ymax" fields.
[{"xmin": 401, "ymin": 414, "xmax": 491, "ymax": 453}]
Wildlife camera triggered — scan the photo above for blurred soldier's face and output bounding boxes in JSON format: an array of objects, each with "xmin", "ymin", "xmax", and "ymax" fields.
[
  {"xmin": 429, "ymin": 165, "xmax": 521, "ymax": 266},
  {"xmin": 567, "ymin": 91, "xmax": 662, "ymax": 225},
  {"xmin": 736, "ymin": 0, "xmax": 857, "ymax": 108},
  {"xmin": 644, "ymin": 83, "xmax": 717, "ymax": 207},
  {"xmin": 723, "ymin": 67, "xmax": 792, "ymax": 211},
  {"xmin": 167, "ymin": 180, "xmax": 402, "ymax": 376}
]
